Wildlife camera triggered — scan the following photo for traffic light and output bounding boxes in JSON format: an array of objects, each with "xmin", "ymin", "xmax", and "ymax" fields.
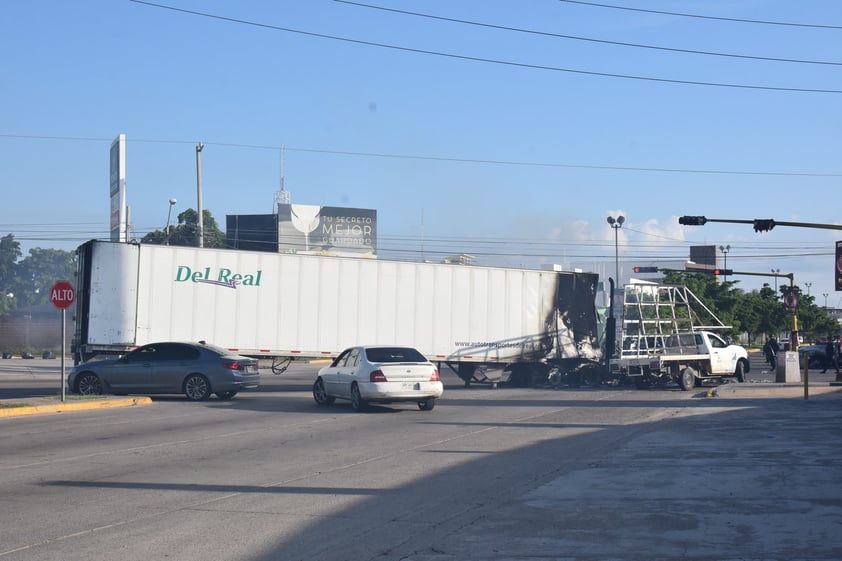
[
  {"xmin": 679, "ymin": 215, "xmax": 707, "ymax": 226},
  {"xmin": 713, "ymin": 269, "xmax": 733, "ymax": 276},
  {"xmin": 633, "ymin": 266, "xmax": 659, "ymax": 273},
  {"xmin": 782, "ymin": 286, "xmax": 798, "ymax": 313},
  {"xmin": 753, "ymin": 218, "xmax": 776, "ymax": 232},
  {"xmin": 836, "ymin": 241, "xmax": 842, "ymax": 291}
]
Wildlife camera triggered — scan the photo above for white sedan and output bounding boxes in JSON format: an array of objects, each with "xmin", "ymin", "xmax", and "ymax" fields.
[{"xmin": 313, "ymin": 346, "xmax": 443, "ymax": 411}]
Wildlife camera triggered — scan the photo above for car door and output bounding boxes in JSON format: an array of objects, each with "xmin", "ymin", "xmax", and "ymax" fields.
[
  {"xmin": 322, "ymin": 348, "xmax": 351, "ymax": 397},
  {"xmin": 705, "ymin": 334, "xmax": 729, "ymax": 373},
  {"xmin": 107, "ymin": 345, "xmax": 159, "ymax": 392},
  {"xmin": 151, "ymin": 343, "xmax": 199, "ymax": 392},
  {"xmin": 335, "ymin": 347, "xmax": 362, "ymax": 399}
]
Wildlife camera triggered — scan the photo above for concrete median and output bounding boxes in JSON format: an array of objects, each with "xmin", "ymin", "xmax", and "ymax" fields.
[{"xmin": 0, "ymin": 396, "xmax": 152, "ymax": 418}]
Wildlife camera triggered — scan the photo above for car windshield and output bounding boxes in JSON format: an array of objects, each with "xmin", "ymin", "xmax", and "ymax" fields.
[{"xmin": 365, "ymin": 347, "xmax": 427, "ymax": 363}]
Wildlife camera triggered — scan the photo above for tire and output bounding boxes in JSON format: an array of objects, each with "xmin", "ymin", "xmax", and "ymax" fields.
[
  {"xmin": 216, "ymin": 391, "xmax": 238, "ymax": 400},
  {"xmin": 679, "ymin": 367, "xmax": 696, "ymax": 391},
  {"xmin": 76, "ymin": 372, "xmax": 103, "ymax": 396},
  {"xmin": 312, "ymin": 378, "xmax": 335, "ymax": 405},
  {"xmin": 183, "ymin": 374, "xmax": 211, "ymax": 401},
  {"xmin": 418, "ymin": 398, "xmax": 436, "ymax": 411},
  {"xmin": 350, "ymin": 383, "xmax": 367, "ymax": 412},
  {"xmin": 735, "ymin": 360, "xmax": 747, "ymax": 383}
]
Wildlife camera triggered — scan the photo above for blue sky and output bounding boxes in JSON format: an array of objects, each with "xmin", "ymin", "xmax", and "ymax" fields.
[{"xmin": 1, "ymin": 0, "xmax": 840, "ymax": 304}]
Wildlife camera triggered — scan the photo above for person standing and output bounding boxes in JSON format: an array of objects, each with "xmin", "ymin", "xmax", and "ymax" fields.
[
  {"xmin": 764, "ymin": 336, "xmax": 778, "ymax": 372},
  {"xmin": 821, "ymin": 340, "xmax": 840, "ymax": 374}
]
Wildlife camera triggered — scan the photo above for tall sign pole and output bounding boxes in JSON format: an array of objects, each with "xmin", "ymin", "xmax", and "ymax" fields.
[
  {"xmin": 196, "ymin": 143, "xmax": 204, "ymax": 248},
  {"xmin": 50, "ymin": 280, "xmax": 76, "ymax": 402},
  {"xmin": 109, "ymin": 134, "xmax": 127, "ymax": 242}
]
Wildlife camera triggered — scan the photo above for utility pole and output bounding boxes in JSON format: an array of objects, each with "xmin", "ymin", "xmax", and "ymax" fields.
[{"xmin": 196, "ymin": 143, "xmax": 204, "ymax": 248}]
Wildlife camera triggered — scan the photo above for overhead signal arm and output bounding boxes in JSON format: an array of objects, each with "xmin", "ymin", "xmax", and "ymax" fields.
[{"xmin": 678, "ymin": 216, "xmax": 842, "ymax": 232}]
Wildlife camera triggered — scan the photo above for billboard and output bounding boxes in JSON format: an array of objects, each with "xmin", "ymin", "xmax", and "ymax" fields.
[
  {"xmin": 689, "ymin": 245, "xmax": 717, "ymax": 268},
  {"xmin": 109, "ymin": 134, "xmax": 127, "ymax": 242},
  {"xmin": 836, "ymin": 240, "xmax": 842, "ymax": 292},
  {"xmin": 277, "ymin": 204, "xmax": 376, "ymax": 257}
]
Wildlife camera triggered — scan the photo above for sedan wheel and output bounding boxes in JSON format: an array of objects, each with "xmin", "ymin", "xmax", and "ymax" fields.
[
  {"xmin": 312, "ymin": 378, "xmax": 335, "ymax": 405},
  {"xmin": 184, "ymin": 374, "xmax": 211, "ymax": 401},
  {"xmin": 77, "ymin": 373, "xmax": 103, "ymax": 396},
  {"xmin": 350, "ymin": 383, "xmax": 367, "ymax": 412},
  {"xmin": 418, "ymin": 398, "xmax": 436, "ymax": 411}
]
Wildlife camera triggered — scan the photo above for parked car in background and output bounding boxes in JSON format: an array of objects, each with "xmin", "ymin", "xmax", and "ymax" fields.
[
  {"xmin": 313, "ymin": 346, "xmax": 443, "ymax": 411},
  {"xmin": 798, "ymin": 345, "xmax": 826, "ymax": 369},
  {"xmin": 68, "ymin": 341, "xmax": 260, "ymax": 400}
]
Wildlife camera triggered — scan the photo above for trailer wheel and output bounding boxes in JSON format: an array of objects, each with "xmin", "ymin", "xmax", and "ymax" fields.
[
  {"xmin": 183, "ymin": 374, "xmax": 211, "ymax": 401},
  {"xmin": 679, "ymin": 367, "xmax": 696, "ymax": 391},
  {"xmin": 457, "ymin": 363, "xmax": 476, "ymax": 387},
  {"xmin": 547, "ymin": 367, "xmax": 563, "ymax": 387},
  {"xmin": 735, "ymin": 360, "xmax": 747, "ymax": 383}
]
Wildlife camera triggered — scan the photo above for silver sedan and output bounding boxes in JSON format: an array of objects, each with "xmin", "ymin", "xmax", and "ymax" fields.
[
  {"xmin": 68, "ymin": 341, "xmax": 260, "ymax": 400},
  {"xmin": 313, "ymin": 346, "xmax": 443, "ymax": 411}
]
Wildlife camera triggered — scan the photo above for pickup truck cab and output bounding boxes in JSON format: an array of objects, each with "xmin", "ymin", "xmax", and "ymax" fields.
[{"xmin": 610, "ymin": 330, "xmax": 750, "ymax": 390}]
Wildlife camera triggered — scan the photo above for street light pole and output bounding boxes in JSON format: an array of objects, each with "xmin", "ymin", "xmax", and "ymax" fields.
[
  {"xmin": 607, "ymin": 215, "xmax": 625, "ymax": 286},
  {"xmin": 196, "ymin": 143, "xmax": 204, "ymax": 248},
  {"xmin": 719, "ymin": 244, "xmax": 730, "ymax": 280},
  {"xmin": 605, "ymin": 215, "xmax": 625, "ymax": 361},
  {"xmin": 823, "ymin": 292, "xmax": 829, "ymax": 308},
  {"xmin": 164, "ymin": 198, "xmax": 176, "ymax": 245},
  {"xmin": 772, "ymin": 268, "xmax": 780, "ymax": 292},
  {"xmin": 805, "ymin": 282, "xmax": 812, "ymax": 296}
]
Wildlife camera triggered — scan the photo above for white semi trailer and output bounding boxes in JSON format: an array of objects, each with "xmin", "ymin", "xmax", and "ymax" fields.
[{"xmin": 72, "ymin": 240, "xmax": 603, "ymax": 386}]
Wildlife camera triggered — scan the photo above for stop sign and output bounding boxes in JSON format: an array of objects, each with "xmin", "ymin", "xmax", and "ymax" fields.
[{"xmin": 50, "ymin": 280, "xmax": 76, "ymax": 310}]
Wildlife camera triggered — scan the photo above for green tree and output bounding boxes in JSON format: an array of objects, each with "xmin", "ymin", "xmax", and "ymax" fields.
[
  {"xmin": 746, "ymin": 283, "xmax": 788, "ymax": 344},
  {"xmin": 141, "ymin": 208, "xmax": 225, "ymax": 248},
  {"xmin": 0, "ymin": 234, "xmax": 22, "ymax": 316},
  {"xmin": 794, "ymin": 291, "xmax": 839, "ymax": 343},
  {"xmin": 12, "ymin": 248, "xmax": 77, "ymax": 308},
  {"xmin": 660, "ymin": 270, "xmax": 743, "ymax": 340}
]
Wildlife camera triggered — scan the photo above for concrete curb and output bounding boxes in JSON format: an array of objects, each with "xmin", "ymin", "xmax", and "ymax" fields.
[
  {"xmin": 0, "ymin": 396, "xmax": 153, "ymax": 418},
  {"xmin": 705, "ymin": 383, "xmax": 842, "ymax": 399}
]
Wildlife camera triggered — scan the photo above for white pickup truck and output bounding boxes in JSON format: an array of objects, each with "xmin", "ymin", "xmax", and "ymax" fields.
[{"xmin": 609, "ymin": 330, "xmax": 750, "ymax": 390}]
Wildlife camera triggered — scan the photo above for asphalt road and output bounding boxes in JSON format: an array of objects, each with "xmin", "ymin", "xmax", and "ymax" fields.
[{"xmin": 2, "ymin": 359, "xmax": 841, "ymax": 560}]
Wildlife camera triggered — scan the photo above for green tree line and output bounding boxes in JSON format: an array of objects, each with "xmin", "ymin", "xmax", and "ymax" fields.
[{"xmin": 660, "ymin": 270, "xmax": 839, "ymax": 346}]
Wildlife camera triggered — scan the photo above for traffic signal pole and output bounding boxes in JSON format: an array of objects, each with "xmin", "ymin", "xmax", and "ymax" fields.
[
  {"xmin": 679, "ymin": 215, "xmax": 842, "ymax": 232},
  {"xmin": 678, "ymin": 214, "xmax": 842, "ymax": 352}
]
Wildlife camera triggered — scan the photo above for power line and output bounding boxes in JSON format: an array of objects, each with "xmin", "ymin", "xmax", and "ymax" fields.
[
  {"xmin": 336, "ymin": 1, "xmax": 842, "ymax": 66},
  {"xmin": 557, "ymin": 0, "xmax": 842, "ymax": 30},
  {"xmin": 3, "ymin": 134, "xmax": 838, "ymax": 178},
  {"xmin": 128, "ymin": 0, "xmax": 842, "ymax": 94}
]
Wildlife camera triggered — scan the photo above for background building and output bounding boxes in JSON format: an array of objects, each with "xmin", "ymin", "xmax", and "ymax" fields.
[{"xmin": 227, "ymin": 204, "xmax": 377, "ymax": 257}]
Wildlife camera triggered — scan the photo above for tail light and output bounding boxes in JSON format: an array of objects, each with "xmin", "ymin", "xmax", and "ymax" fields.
[
  {"xmin": 222, "ymin": 361, "xmax": 244, "ymax": 371},
  {"xmin": 370, "ymin": 369, "xmax": 388, "ymax": 382},
  {"xmin": 430, "ymin": 368, "xmax": 440, "ymax": 381}
]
